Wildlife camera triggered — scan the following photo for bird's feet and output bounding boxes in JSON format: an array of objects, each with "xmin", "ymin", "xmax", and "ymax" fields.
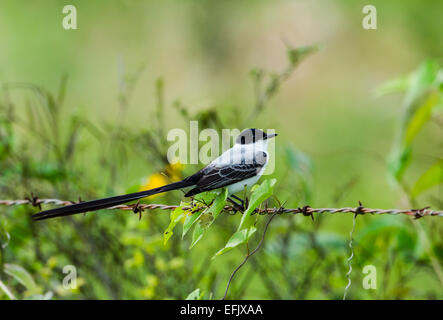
[{"xmin": 227, "ymin": 196, "xmax": 246, "ymax": 213}]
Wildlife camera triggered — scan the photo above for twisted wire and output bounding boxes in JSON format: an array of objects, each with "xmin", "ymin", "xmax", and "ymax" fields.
[
  {"xmin": 0, "ymin": 198, "xmax": 441, "ymax": 219},
  {"xmin": 343, "ymin": 213, "xmax": 358, "ymax": 300}
]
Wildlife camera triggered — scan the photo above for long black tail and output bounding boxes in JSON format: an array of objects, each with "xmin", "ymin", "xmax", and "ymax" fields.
[{"xmin": 32, "ymin": 180, "xmax": 195, "ymax": 221}]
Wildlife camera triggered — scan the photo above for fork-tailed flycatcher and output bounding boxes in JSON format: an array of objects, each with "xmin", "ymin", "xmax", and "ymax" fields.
[{"xmin": 32, "ymin": 128, "xmax": 277, "ymax": 221}]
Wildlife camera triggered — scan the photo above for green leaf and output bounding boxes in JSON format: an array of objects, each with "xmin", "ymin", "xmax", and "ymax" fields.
[
  {"xmin": 214, "ymin": 227, "xmax": 257, "ymax": 257},
  {"xmin": 402, "ymin": 60, "xmax": 439, "ymax": 122},
  {"xmin": 193, "ymin": 191, "xmax": 219, "ymax": 204},
  {"xmin": 205, "ymin": 187, "xmax": 228, "ymax": 225},
  {"xmin": 190, "ymin": 223, "xmax": 205, "ymax": 249},
  {"xmin": 0, "ymin": 279, "xmax": 16, "ymax": 300},
  {"xmin": 182, "ymin": 209, "xmax": 204, "ymax": 238},
  {"xmin": 163, "ymin": 203, "xmax": 187, "ymax": 245},
  {"xmin": 388, "ymin": 145, "xmax": 412, "ymax": 182},
  {"xmin": 374, "ymin": 74, "xmax": 410, "ymax": 98},
  {"xmin": 4, "ymin": 264, "xmax": 38, "ymax": 293},
  {"xmin": 187, "ymin": 188, "xmax": 227, "ymax": 248},
  {"xmin": 411, "ymin": 159, "xmax": 443, "ymax": 198},
  {"xmin": 286, "ymin": 45, "xmax": 318, "ymax": 67},
  {"xmin": 185, "ymin": 288, "xmax": 203, "ymax": 300},
  {"xmin": 238, "ymin": 179, "xmax": 276, "ymax": 231},
  {"xmin": 404, "ymin": 90, "xmax": 440, "ymax": 145},
  {"xmin": 388, "ymin": 61, "xmax": 440, "ymax": 182}
]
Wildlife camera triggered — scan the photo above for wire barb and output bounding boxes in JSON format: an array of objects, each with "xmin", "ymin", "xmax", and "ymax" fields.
[
  {"xmin": 298, "ymin": 205, "xmax": 314, "ymax": 221},
  {"xmin": 412, "ymin": 206, "xmax": 431, "ymax": 220}
]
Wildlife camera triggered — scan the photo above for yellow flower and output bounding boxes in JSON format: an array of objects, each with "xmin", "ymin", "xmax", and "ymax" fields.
[
  {"xmin": 166, "ymin": 161, "xmax": 183, "ymax": 182},
  {"xmin": 138, "ymin": 161, "xmax": 183, "ymax": 198},
  {"xmin": 124, "ymin": 250, "xmax": 145, "ymax": 268},
  {"xmin": 138, "ymin": 275, "xmax": 159, "ymax": 299},
  {"xmin": 138, "ymin": 173, "xmax": 168, "ymax": 198},
  {"xmin": 46, "ymin": 256, "xmax": 58, "ymax": 269}
]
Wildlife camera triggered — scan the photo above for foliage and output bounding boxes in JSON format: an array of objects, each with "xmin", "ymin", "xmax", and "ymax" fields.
[
  {"xmin": 0, "ymin": 1, "xmax": 442, "ymax": 300},
  {"xmin": 378, "ymin": 60, "xmax": 443, "ymax": 197}
]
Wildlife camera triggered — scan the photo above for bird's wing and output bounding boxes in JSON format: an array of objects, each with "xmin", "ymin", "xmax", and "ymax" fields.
[{"xmin": 185, "ymin": 150, "xmax": 267, "ymax": 195}]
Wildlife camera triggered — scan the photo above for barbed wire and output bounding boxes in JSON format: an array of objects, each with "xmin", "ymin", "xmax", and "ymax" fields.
[
  {"xmin": 2, "ymin": 196, "xmax": 442, "ymax": 300},
  {"xmin": 0, "ymin": 197, "xmax": 442, "ymax": 219}
]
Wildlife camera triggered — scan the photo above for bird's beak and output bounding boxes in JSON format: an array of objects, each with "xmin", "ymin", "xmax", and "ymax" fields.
[{"xmin": 265, "ymin": 133, "xmax": 278, "ymax": 140}]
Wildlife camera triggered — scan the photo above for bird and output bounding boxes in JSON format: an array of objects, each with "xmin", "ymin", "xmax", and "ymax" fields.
[{"xmin": 32, "ymin": 128, "xmax": 277, "ymax": 221}]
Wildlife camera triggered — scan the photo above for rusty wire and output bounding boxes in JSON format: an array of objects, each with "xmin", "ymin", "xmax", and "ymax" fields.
[{"xmin": 0, "ymin": 197, "xmax": 442, "ymax": 219}]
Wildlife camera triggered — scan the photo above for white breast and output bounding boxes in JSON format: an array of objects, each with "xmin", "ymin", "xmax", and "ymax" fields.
[
  {"xmin": 226, "ymin": 165, "xmax": 267, "ymax": 195},
  {"xmin": 211, "ymin": 140, "xmax": 269, "ymax": 166},
  {"xmin": 210, "ymin": 140, "xmax": 269, "ymax": 195}
]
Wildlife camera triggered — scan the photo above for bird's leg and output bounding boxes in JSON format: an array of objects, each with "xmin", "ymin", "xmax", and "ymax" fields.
[
  {"xmin": 242, "ymin": 185, "xmax": 249, "ymax": 209},
  {"xmin": 228, "ymin": 196, "xmax": 245, "ymax": 212},
  {"xmin": 231, "ymin": 194, "xmax": 245, "ymax": 207}
]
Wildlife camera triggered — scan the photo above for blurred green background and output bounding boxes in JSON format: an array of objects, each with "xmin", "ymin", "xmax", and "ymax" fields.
[{"xmin": 0, "ymin": 0, "xmax": 442, "ymax": 299}]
